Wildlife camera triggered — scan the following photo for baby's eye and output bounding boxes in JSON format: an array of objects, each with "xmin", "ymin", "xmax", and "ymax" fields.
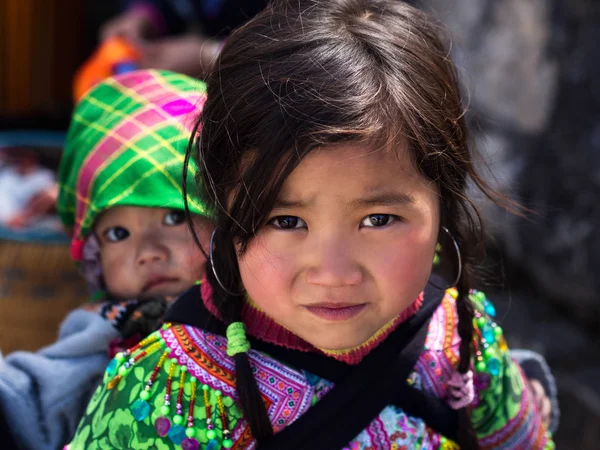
[
  {"xmin": 104, "ymin": 226, "xmax": 130, "ymax": 242},
  {"xmin": 164, "ymin": 210, "xmax": 186, "ymax": 226},
  {"xmin": 269, "ymin": 216, "xmax": 307, "ymax": 230},
  {"xmin": 361, "ymin": 214, "xmax": 397, "ymax": 228}
]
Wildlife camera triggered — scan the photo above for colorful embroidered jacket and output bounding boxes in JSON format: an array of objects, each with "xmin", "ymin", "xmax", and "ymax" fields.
[{"xmin": 66, "ymin": 289, "xmax": 554, "ymax": 450}]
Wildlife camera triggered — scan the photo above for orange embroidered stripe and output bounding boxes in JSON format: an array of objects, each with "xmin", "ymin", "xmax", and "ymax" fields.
[{"xmin": 172, "ymin": 325, "xmax": 237, "ymax": 385}]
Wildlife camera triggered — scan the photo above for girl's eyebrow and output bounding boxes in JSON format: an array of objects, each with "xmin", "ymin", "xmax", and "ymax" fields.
[
  {"xmin": 350, "ymin": 191, "xmax": 415, "ymax": 207},
  {"xmin": 272, "ymin": 198, "xmax": 309, "ymax": 209},
  {"xmin": 273, "ymin": 191, "xmax": 415, "ymax": 209}
]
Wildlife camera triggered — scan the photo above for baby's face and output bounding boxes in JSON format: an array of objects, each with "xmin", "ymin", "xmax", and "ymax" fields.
[{"xmin": 94, "ymin": 206, "xmax": 212, "ymax": 299}]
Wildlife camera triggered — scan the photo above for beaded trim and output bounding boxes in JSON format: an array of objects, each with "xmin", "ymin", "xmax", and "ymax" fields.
[{"xmin": 105, "ymin": 325, "xmax": 235, "ymax": 449}]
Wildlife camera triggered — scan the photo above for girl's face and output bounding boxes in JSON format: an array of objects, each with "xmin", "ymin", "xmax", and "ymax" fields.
[
  {"xmin": 237, "ymin": 143, "xmax": 440, "ymax": 350},
  {"xmin": 95, "ymin": 206, "xmax": 212, "ymax": 299}
]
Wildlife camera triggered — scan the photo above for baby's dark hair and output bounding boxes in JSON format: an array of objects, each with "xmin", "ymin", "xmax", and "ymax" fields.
[{"xmin": 183, "ymin": 0, "xmax": 509, "ymax": 447}]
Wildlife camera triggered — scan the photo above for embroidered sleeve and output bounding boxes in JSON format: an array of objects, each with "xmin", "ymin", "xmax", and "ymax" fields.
[
  {"xmin": 468, "ymin": 291, "xmax": 555, "ymax": 450},
  {"xmin": 66, "ymin": 328, "xmax": 244, "ymax": 450}
]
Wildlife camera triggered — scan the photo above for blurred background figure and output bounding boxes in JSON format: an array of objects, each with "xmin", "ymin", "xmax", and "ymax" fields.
[
  {"xmin": 0, "ymin": 0, "xmax": 599, "ymax": 448},
  {"xmin": 98, "ymin": 0, "xmax": 269, "ymax": 77},
  {"xmin": 71, "ymin": 0, "xmax": 269, "ymax": 102}
]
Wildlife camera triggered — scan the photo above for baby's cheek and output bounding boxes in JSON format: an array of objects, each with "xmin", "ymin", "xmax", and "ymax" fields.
[
  {"xmin": 101, "ymin": 261, "xmax": 128, "ymax": 296},
  {"xmin": 184, "ymin": 221, "xmax": 213, "ymax": 277},
  {"xmin": 99, "ymin": 249, "xmax": 134, "ymax": 296},
  {"xmin": 183, "ymin": 246, "xmax": 208, "ymax": 278}
]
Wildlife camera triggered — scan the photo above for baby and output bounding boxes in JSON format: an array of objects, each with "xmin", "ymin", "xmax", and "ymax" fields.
[{"xmin": 0, "ymin": 69, "xmax": 213, "ymax": 450}]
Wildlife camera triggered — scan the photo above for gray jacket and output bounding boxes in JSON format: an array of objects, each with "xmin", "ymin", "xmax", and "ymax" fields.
[{"xmin": 0, "ymin": 309, "xmax": 119, "ymax": 450}]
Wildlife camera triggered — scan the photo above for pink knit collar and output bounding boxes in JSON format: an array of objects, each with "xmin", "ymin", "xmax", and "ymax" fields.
[{"xmin": 200, "ymin": 279, "xmax": 423, "ymax": 365}]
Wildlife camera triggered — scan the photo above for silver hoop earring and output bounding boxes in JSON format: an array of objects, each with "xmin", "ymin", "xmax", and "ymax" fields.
[
  {"xmin": 209, "ymin": 229, "xmax": 239, "ymax": 296},
  {"xmin": 430, "ymin": 226, "xmax": 463, "ymax": 290},
  {"xmin": 442, "ymin": 226, "xmax": 462, "ymax": 288}
]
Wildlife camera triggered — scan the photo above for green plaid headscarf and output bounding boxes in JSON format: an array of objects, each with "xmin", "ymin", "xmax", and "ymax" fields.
[{"xmin": 58, "ymin": 70, "xmax": 210, "ymax": 261}]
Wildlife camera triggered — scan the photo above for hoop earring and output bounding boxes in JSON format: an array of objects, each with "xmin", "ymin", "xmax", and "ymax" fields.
[
  {"xmin": 209, "ymin": 229, "xmax": 239, "ymax": 296},
  {"xmin": 429, "ymin": 226, "xmax": 462, "ymax": 289}
]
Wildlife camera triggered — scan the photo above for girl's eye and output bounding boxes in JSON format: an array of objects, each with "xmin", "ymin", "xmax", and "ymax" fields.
[
  {"xmin": 269, "ymin": 216, "xmax": 307, "ymax": 230},
  {"xmin": 164, "ymin": 210, "xmax": 186, "ymax": 226},
  {"xmin": 104, "ymin": 226, "xmax": 130, "ymax": 242},
  {"xmin": 361, "ymin": 214, "xmax": 396, "ymax": 228}
]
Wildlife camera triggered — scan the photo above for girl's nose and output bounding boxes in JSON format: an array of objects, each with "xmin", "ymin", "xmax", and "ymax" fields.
[{"xmin": 305, "ymin": 236, "xmax": 363, "ymax": 287}]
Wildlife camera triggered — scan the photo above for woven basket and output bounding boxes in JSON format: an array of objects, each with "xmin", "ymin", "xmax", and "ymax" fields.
[
  {"xmin": 0, "ymin": 130, "xmax": 88, "ymax": 353},
  {"xmin": 0, "ymin": 240, "xmax": 88, "ymax": 353}
]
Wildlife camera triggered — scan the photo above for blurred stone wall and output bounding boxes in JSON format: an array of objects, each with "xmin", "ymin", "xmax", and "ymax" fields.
[
  {"xmin": 421, "ymin": 0, "xmax": 600, "ymax": 327},
  {"xmin": 418, "ymin": 0, "xmax": 600, "ymax": 447}
]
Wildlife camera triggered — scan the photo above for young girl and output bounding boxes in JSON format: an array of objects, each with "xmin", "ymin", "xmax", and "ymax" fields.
[
  {"xmin": 66, "ymin": 1, "xmax": 555, "ymax": 449},
  {"xmin": 0, "ymin": 69, "xmax": 213, "ymax": 450}
]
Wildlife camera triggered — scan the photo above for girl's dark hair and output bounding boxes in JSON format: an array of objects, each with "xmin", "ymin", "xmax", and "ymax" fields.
[{"xmin": 183, "ymin": 0, "xmax": 510, "ymax": 447}]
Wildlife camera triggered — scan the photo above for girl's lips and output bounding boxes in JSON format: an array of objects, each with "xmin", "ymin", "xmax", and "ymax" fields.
[{"xmin": 304, "ymin": 303, "xmax": 367, "ymax": 321}]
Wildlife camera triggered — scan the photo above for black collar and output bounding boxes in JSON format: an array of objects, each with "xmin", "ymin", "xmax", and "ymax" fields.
[
  {"xmin": 164, "ymin": 276, "xmax": 459, "ymax": 446},
  {"xmin": 164, "ymin": 275, "xmax": 447, "ymax": 382}
]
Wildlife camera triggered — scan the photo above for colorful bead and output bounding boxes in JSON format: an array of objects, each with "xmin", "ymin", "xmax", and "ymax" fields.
[
  {"xmin": 487, "ymin": 358, "xmax": 501, "ymax": 376},
  {"xmin": 476, "ymin": 316, "xmax": 486, "ymax": 329},
  {"xmin": 206, "ymin": 440, "xmax": 220, "ymax": 450},
  {"xmin": 186, "ymin": 377, "xmax": 197, "ymax": 437},
  {"xmin": 155, "ymin": 417, "xmax": 171, "ymax": 437},
  {"xmin": 107, "ymin": 375, "xmax": 122, "ymax": 390},
  {"xmin": 131, "ymin": 399, "xmax": 150, "ymax": 421},
  {"xmin": 474, "ymin": 372, "xmax": 491, "ymax": 391},
  {"xmin": 498, "ymin": 335, "xmax": 509, "ymax": 352},
  {"xmin": 203, "ymin": 384, "xmax": 213, "ymax": 438},
  {"xmin": 115, "ymin": 329, "xmax": 241, "ymax": 448},
  {"xmin": 476, "ymin": 361, "xmax": 486, "ymax": 372},
  {"xmin": 216, "ymin": 388, "xmax": 230, "ymax": 439},
  {"xmin": 484, "ymin": 301, "xmax": 496, "ymax": 317},
  {"xmin": 482, "ymin": 323, "xmax": 495, "ymax": 342},
  {"xmin": 168, "ymin": 425, "xmax": 187, "ymax": 445},
  {"xmin": 177, "ymin": 367, "xmax": 187, "ymax": 412},
  {"xmin": 181, "ymin": 438, "xmax": 200, "ymax": 450},
  {"xmin": 106, "ymin": 359, "xmax": 118, "ymax": 377}
]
